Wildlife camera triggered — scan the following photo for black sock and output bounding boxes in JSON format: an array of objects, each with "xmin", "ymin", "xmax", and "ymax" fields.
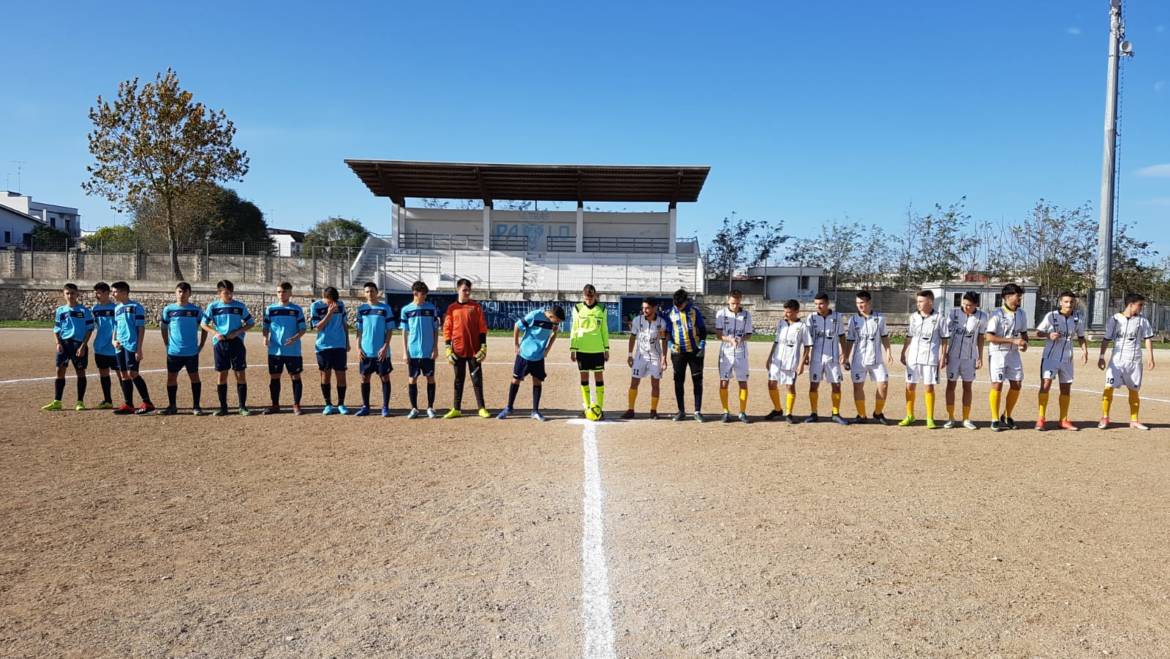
[
  {"xmin": 133, "ymin": 376, "xmax": 151, "ymax": 405},
  {"xmin": 533, "ymin": 384, "xmax": 542, "ymax": 411},
  {"xmin": 192, "ymin": 381, "xmax": 202, "ymax": 409},
  {"xmin": 426, "ymin": 382, "xmax": 436, "ymax": 408},
  {"xmin": 321, "ymin": 383, "xmax": 332, "ymax": 406},
  {"xmin": 292, "ymin": 379, "xmax": 303, "ymax": 405},
  {"xmin": 270, "ymin": 380, "xmax": 281, "ymax": 406},
  {"xmin": 167, "ymin": 385, "xmax": 178, "ymax": 409},
  {"xmin": 77, "ymin": 375, "xmax": 86, "ymax": 402},
  {"xmin": 674, "ymin": 377, "xmax": 686, "ymax": 413},
  {"xmin": 100, "ymin": 375, "xmax": 112, "ymax": 403},
  {"xmin": 693, "ymin": 374, "xmax": 703, "ymax": 413},
  {"xmin": 381, "ymin": 380, "xmax": 391, "ymax": 408},
  {"xmin": 237, "ymin": 383, "xmax": 247, "ymax": 409},
  {"xmin": 337, "ymin": 385, "xmax": 346, "ymax": 406},
  {"xmin": 507, "ymin": 382, "xmax": 519, "ymax": 408},
  {"xmin": 408, "ymin": 383, "xmax": 419, "ymax": 409},
  {"xmin": 54, "ymin": 377, "xmax": 65, "ymax": 401},
  {"xmin": 121, "ymin": 379, "xmax": 134, "ymax": 406},
  {"xmin": 361, "ymin": 382, "xmax": 371, "ymax": 406},
  {"xmin": 217, "ymin": 384, "xmax": 228, "ymax": 410}
]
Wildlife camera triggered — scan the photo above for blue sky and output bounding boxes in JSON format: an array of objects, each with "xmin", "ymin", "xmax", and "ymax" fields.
[{"xmin": 2, "ymin": 1, "xmax": 1168, "ymax": 252}]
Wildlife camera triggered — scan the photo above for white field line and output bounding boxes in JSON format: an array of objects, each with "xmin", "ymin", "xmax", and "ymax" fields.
[{"xmin": 569, "ymin": 418, "xmax": 617, "ymax": 659}]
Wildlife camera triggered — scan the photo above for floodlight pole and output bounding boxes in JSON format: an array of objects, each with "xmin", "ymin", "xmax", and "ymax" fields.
[{"xmin": 1093, "ymin": 0, "xmax": 1131, "ymax": 326}]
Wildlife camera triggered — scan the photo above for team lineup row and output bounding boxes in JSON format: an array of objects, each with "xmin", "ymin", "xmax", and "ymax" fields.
[{"xmin": 42, "ymin": 280, "xmax": 1156, "ymax": 430}]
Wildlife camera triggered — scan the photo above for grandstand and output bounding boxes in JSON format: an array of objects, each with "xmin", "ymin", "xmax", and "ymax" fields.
[{"xmin": 345, "ymin": 160, "xmax": 709, "ymax": 295}]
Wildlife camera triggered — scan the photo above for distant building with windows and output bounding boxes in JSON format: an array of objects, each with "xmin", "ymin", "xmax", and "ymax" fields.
[
  {"xmin": 268, "ymin": 228, "xmax": 305, "ymax": 257},
  {"xmin": 0, "ymin": 204, "xmax": 42, "ymax": 247},
  {"xmin": 0, "ymin": 192, "xmax": 82, "ymax": 239}
]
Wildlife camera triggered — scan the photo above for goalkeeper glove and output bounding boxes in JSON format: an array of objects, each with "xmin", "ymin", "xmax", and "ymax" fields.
[
  {"xmin": 475, "ymin": 346, "xmax": 488, "ymax": 362},
  {"xmin": 445, "ymin": 346, "xmax": 457, "ymax": 364}
]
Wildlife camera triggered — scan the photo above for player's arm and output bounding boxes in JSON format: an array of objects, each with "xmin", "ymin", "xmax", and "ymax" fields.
[
  {"xmin": 160, "ymin": 314, "xmax": 170, "ymax": 348},
  {"xmin": 837, "ymin": 330, "xmax": 849, "ymax": 364},
  {"xmin": 401, "ymin": 325, "xmax": 411, "ymax": 363},
  {"xmin": 200, "ymin": 317, "xmax": 220, "ymax": 340},
  {"xmin": 798, "ymin": 345, "xmax": 810, "ymax": 375},
  {"xmin": 764, "ymin": 338, "xmax": 777, "ymax": 367},
  {"xmin": 431, "ymin": 318, "xmax": 440, "ymax": 360},
  {"xmin": 881, "ymin": 335, "xmax": 892, "ymax": 363},
  {"xmin": 135, "ymin": 320, "xmax": 146, "ymax": 360},
  {"xmin": 1146, "ymin": 336, "xmax": 1156, "ymax": 369},
  {"xmin": 627, "ymin": 323, "xmax": 636, "ymax": 367},
  {"xmin": 569, "ymin": 307, "xmax": 581, "ymax": 356},
  {"xmin": 292, "ymin": 312, "xmax": 307, "ymax": 346},
  {"xmin": 658, "ymin": 327, "xmax": 668, "ymax": 367},
  {"xmin": 241, "ymin": 308, "xmax": 255, "ymax": 336},
  {"xmin": 475, "ymin": 308, "xmax": 488, "ymax": 362},
  {"xmin": 939, "ymin": 336, "xmax": 949, "ymax": 368},
  {"xmin": 513, "ymin": 323, "xmax": 521, "ymax": 353},
  {"xmin": 899, "ymin": 329, "xmax": 909, "ymax": 365},
  {"xmin": 354, "ymin": 321, "xmax": 365, "ymax": 358},
  {"xmin": 198, "ymin": 325, "xmax": 208, "ymax": 351},
  {"xmin": 544, "ymin": 328, "xmax": 558, "ymax": 359},
  {"xmin": 601, "ymin": 308, "xmax": 610, "ymax": 359},
  {"xmin": 976, "ymin": 333, "xmax": 985, "ymax": 369}
]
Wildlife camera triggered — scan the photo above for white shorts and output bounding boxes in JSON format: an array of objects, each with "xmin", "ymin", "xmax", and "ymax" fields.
[
  {"xmin": 768, "ymin": 360, "xmax": 797, "ymax": 384},
  {"xmin": 631, "ymin": 354, "xmax": 662, "ymax": 379},
  {"xmin": 719, "ymin": 350, "xmax": 749, "ymax": 381},
  {"xmin": 990, "ymin": 352, "xmax": 1024, "ymax": 383},
  {"xmin": 905, "ymin": 364, "xmax": 940, "ymax": 386},
  {"xmin": 946, "ymin": 360, "xmax": 977, "ymax": 383},
  {"xmin": 1105, "ymin": 361, "xmax": 1143, "ymax": 390},
  {"xmin": 850, "ymin": 362, "xmax": 889, "ymax": 384},
  {"xmin": 1040, "ymin": 358, "xmax": 1075, "ymax": 385},
  {"xmin": 809, "ymin": 357, "xmax": 842, "ymax": 384}
]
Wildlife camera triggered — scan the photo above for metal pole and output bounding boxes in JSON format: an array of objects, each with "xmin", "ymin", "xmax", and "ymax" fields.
[
  {"xmin": 625, "ymin": 253, "xmax": 629, "ymax": 293},
  {"xmin": 1094, "ymin": 0, "xmax": 1131, "ymax": 326},
  {"xmin": 659, "ymin": 253, "xmax": 663, "ymax": 292},
  {"xmin": 100, "ymin": 238, "xmax": 105, "ymax": 280},
  {"xmin": 30, "ymin": 236, "xmax": 34, "ymax": 280}
]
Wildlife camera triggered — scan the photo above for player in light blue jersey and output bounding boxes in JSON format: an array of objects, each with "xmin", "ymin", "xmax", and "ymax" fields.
[
  {"xmin": 90, "ymin": 282, "xmax": 117, "ymax": 408},
  {"xmin": 309, "ymin": 286, "xmax": 351, "ymax": 415},
  {"xmin": 354, "ymin": 281, "xmax": 396, "ymax": 417},
  {"xmin": 263, "ymin": 281, "xmax": 307, "ymax": 415},
  {"xmin": 400, "ymin": 280, "xmax": 441, "ymax": 419},
  {"xmin": 497, "ymin": 305, "xmax": 564, "ymax": 421},
  {"xmin": 159, "ymin": 282, "xmax": 207, "ymax": 415},
  {"xmin": 111, "ymin": 281, "xmax": 154, "ymax": 414},
  {"xmin": 200, "ymin": 279, "xmax": 255, "ymax": 416},
  {"xmin": 42, "ymin": 283, "xmax": 94, "ymax": 412}
]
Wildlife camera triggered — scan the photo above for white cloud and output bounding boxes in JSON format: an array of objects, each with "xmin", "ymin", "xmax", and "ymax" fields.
[
  {"xmin": 1136, "ymin": 164, "xmax": 1170, "ymax": 178},
  {"xmin": 1156, "ymin": 81, "xmax": 1168, "ymax": 93},
  {"xmin": 1066, "ymin": 26, "xmax": 1082, "ymax": 35}
]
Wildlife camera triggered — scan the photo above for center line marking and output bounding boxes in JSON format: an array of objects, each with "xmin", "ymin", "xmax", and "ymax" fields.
[{"xmin": 572, "ymin": 418, "xmax": 616, "ymax": 659}]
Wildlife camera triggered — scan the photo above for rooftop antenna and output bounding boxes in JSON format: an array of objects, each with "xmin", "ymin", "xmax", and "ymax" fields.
[{"xmin": 9, "ymin": 161, "xmax": 26, "ymax": 192}]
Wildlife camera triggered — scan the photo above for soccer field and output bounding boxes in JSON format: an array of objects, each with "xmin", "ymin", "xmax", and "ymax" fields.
[{"xmin": 2, "ymin": 328, "xmax": 1170, "ymax": 656}]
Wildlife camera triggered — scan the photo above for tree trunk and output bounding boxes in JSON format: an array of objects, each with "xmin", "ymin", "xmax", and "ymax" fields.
[{"xmin": 166, "ymin": 195, "xmax": 184, "ymax": 280}]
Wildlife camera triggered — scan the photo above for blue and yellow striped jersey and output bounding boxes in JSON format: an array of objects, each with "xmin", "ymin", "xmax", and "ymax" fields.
[{"xmin": 665, "ymin": 302, "xmax": 707, "ymax": 354}]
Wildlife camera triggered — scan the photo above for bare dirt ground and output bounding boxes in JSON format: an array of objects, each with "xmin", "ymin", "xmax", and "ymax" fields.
[{"xmin": 2, "ymin": 328, "xmax": 1169, "ymax": 657}]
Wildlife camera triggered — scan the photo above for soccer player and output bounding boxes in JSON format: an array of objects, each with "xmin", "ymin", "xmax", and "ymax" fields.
[
  {"xmin": 110, "ymin": 281, "xmax": 154, "ymax": 414},
  {"xmin": 443, "ymin": 278, "xmax": 490, "ymax": 419},
  {"xmin": 1035, "ymin": 291, "xmax": 1088, "ymax": 431},
  {"xmin": 498, "ymin": 305, "xmax": 565, "ymax": 421},
  {"xmin": 844, "ymin": 290, "xmax": 892, "ymax": 424},
  {"xmin": 715, "ymin": 290, "xmax": 753, "ymax": 423},
  {"xmin": 899, "ymin": 290, "xmax": 950, "ymax": 428},
  {"xmin": 201, "ymin": 279, "xmax": 255, "ymax": 416},
  {"xmin": 400, "ymin": 280, "xmax": 441, "ymax": 419},
  {"xmin": 310, "ymin": 286, "xmax": 350, "ymax": 415},
  {"xmin": 355, "ymin": 281, "xmax": 396, "ymax": 417},
  {"xmin": 986, "ymin": 283, "xmax": 1028, "ymax": 431},
  {"xmin": 263, "ymin": 281, "xmax": 307, "ymax": 415},
  {"xmin": 91, "ymin": 282, "xmax": 117, "ymax": 409},
  {"xmin": 1098, "ymin": 293, "xmax": 1156, "ymax": 431},
  {"xmin": 943, "ymin": 291, "xmax": 988, "ymax": 430},
  {"xmin": 664, "ymin": 288, "xmax": 707, "ymax": 422},
  {"xmin": 571, "ymin": 284, "xmax": 609, "ymax": 419},
  {"xmin": 763, "ymin": 299, "xmax": 812, "ymax": 424},
  {"xmin": 805, "ymin": 293, "xmax": 849, "ymax": 425},
  {"xmin": 159, "ymin": 281, "xmax": 207, "ymax": 415},
  {"xmin": 622, "ymin": 298, "xmax": 668, "ymax": 420},
  {"xmin": 42, "ymin": 283, "xmax": 94, "ymax": 411}
]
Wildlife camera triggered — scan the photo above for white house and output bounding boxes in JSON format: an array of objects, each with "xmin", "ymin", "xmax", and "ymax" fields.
[
  {"xmin": 268, "ymin": 228, "xmax": 304, "ymax": 257},
  {"xmin": 0, "ymin": 204, "xmax": 42, "ymax": 248},
  {"xmin": 744, "ymin": 266, "xmax": 826, "ymax": 302},
  {"xmin": 0, "ymin": 191, "xmax": 82, "ymax": 238},
  {"xmin": 922, "ymin": 274, "xmax": 1039, "ymax": 328}
]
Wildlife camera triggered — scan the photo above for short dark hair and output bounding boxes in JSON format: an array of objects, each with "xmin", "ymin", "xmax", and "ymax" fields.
[
  {"xmin": 1001, "ymin": 283, "xmax": 1023, "ymax": 297},
  {"xmin": 783, "ymin": 299, "xmax": 800, "ymax": 311},
  {"xmin": 583, "ymin": 284, "xmax": 597, "ymax": 295},
  {"xmin": 411, "ymin": 280, "xmax": 429, "ymax": 294},
  {"xmin": 673, "ymin": 288, "xmax": 689, "ymax": 306},
  {"xmin": 729, "ymin": 289, "xmax": 743, "ymax": 299},
  {"xmin": 111, "ymin": 281, "xmax": 130, "ymax": 293},
  {"xmin": 1124, "ymin": 292, "xmax": 1146, "ymax": 306},
  {"xmin": 363, "ymin": 281, "xmax": 378, "ymax": 291},
  {"xmin": 813, "ymin": 293, "xmax": 829, "ymax": 303},
  {"xmin": 279, "ymin": 281, "xmax": 293, "ymax": 292},
  {"xmin": 456, "ymin": 278, "xmax": 472, "ymax": 289},
  {"xmin": 641, "ymin": 297, "xmax": 657, "ymax": 306},
  {"xmin": 216, "ymin": 279, "xmax": 234, "ymax": 292},
  {"xmin": 93, "ymin": 282, "xmax": 110, "ymax": 293},
  {"xmin": 550, "ymin": 305, "xmax": 566, "ymax": 321},
  {"xmin": 63, "ymin": 283, "xmax": 79, "ymax": 293},
  {"xmin": 962, "ymin": 291, "xmax": 980, "ymax": 304},
  {"xmin": 176, "ymin": 281, "xmax": 191, "ymax": 293},
  {"xmin": 917, "ymin": 290, "xmax": 935, "ymax": 300},
  {"xmin": 324, "ymin": 286, "xmax": 340, "ymax": 301},
  {"xmin": 1059, "ymin": 290, "xmax": 1077, "ymax": 300},
  {"xmin": 855, "ymin": 290, "xmax": 872, "ymax": 302}
]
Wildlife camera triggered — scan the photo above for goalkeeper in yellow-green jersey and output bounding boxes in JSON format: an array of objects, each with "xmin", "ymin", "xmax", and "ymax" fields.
[{"xmin": 571, "ymin": 284, "xmax": 610, "ymax": 419}]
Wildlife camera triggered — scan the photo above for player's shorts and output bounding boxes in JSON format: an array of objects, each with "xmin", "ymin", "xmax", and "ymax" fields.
[
  {"xmin": 905, "ymin": 364, "xmax": 940, "ymax": 386},
  {"xmin": 808, "ymin": 357, "xmax": 842, "ymax": 384},
  {"xmin": 166, "ymin": 354, "xmax": 199, "ymax": 374},
  {"xmin": 946, "ymin": 359, "xmax": 977, "ymax": 383},
  {"xmin": 718, "ymin": 350, "xmax": 750, "ymax": 381},
  {"xmin": 55, "ymin": 339, "xmax": 88, "ymax": 369},
  {"xmin": 408, "ymin": 357, "xmax": 436, "ymax": 378},
  {"xmin": 114, "ymin": 348, "xmax": 139, "ymax": 373},
  {"xmin": 268, "ymin": 355, "xmax": 304, "ymax": 375},
  {"xmin": 631, "ymin": 354, "xmax": 662, "ymax": 379},
  {"xmin": 213, "ymin": 338, "xmax": 247, "ymax": 372},
  {"xmin": 575, "ymin": 351, "xmax": 605, "ymax": 372},
  {"xmin": 767, "ymin": 359, "xmax": 797, "ymax": 384},
  {"xmin": 316, "ymin": 347, "xmax": 348, "ymax": 372},
  {"xmin": 850, "ymin": 361, "xmax": 888, "ymax": 384},
  {"xmin": 94, "ymin": 352, "xmax": 117, "ymax": 370},
  {"xmin": 1105, "ymin": 360, "xmax": 1143, "ymax": 390},
  {"xmin": 989, "ymin": 352, "xmax": 1023, "ymax": 383},
  {"xmin": 359, "ymin": 355, "xmax": 393, "ymax": 377},
  {"xmin": 512, "ymin": 355, "xmax": 547, "ymax": 381},
  {"xmin": 1040, "ymin": 358, "xmax": 1075, "ymax": 384}
]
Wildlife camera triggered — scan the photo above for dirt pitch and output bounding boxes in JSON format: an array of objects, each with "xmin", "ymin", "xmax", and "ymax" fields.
[{"xmin": 2, "ymin": 327, "xmax": 1169, "ymax": 657}]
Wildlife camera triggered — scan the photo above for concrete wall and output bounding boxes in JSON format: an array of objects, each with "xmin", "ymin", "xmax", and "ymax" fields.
[{"xmin": 400, "ymin": 208, "xmax": 669, "ymax": 244}]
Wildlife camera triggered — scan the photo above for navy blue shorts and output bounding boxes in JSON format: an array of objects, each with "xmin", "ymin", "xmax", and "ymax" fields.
[
  {"xmin": 268, "ymin": 355, "xmax": 304, "ymax": 375},
  {"xmin": 55, "ymin": 339, "xmax": 89, "ymax": 369},
  {"xmin": 114, "ymin": 348, "xmax": 140, "ymax": 373},
  {"xmin": 166, "ymin": 354, "xmax": 200, "ymax": 374},
  {"xmin": 94, "ymin": 352, "xmax": 117, "ymax": 370},
  {"xmin": 512, "ymin": 355, "xmax": 547, "ymax": 381},
  {"xmin": 316, "ymin": 347, "xmax": 348, "ymax": 372},
  {"xmin": 407, "ymin": 357, "xmax": 436, "ymax": 378},
  {"xmin": 359, "ymin": 355, "xmax": 393, "ymax": 377},
  {"xmin": 213, "ymin": 338, "xmax": 247, "ymax": 372}
]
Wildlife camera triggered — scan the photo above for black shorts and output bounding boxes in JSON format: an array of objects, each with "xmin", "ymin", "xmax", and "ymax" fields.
[
  {"xmin": 316, "ymin": 347, "xmax": 348, "ymax": 372},
  {"xmin": 115, "ymin": 348, "xmax": 140, "ymax": 373},
  {"xmin": 268, "ymin": 355, "xmax": 304, "ymax": 375},
  {"xmin": 359, "ymin": 355, "xmax": 393, "ymax": 377},
  {"xmin": 94, "ymin": 352, "xmax": 117, "ymax": 370},
  {"xmin": 213, "ymin": 338, "xmax": 247, "ymax": 372},
  {"xmin": 512, "ymin": 355, "xmax": 547, "ymax": 381},
  {"xmin": 575, "ymin": 351, "xmax": 606, "ymax": 372},
  {"xmin": 166, "ymin": 354, "xmax": 200, "ymax": 374},
  {"xmin": 407, "ymin": 357, "xmax": 435, "ymax": 378},
  {"xmin": 55, "ymin": 339, "xmax": 88, "ymax": 369}
]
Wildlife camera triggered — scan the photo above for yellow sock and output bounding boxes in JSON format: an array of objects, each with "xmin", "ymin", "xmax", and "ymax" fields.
[
  {"xmin": 831, "ymin": 391, "xmax": 841, "ymax": 415},
  {"xmin": 924, "ymin": 391, "xmax": 935, "ymax": 421},
  {"xmin": 1058, "ymin": 394, "xmax": 1070, "ymax": 421},
  {"xmin": 628, "ymin": 388, "xmax": 638, "ymax": 410},
  {"xmin": 719, "ymin": 387, "xmax": 729, "ymax": 412},
  {"xmin": 1129, "ymin": 389, "xmax": 1140, "ymax": 421},
  {"xmin": 650, "ymin": 396, "xmax": 659, "ymax": 412},
  {"xmin": 809, "ymin": 391, "xmax": 819, "ymax": 413},
  {"xmin": 1037, "ymin": 391, "xmax": 1049, "ymax": 418},
  {"xmin": 905, "ymin": 388, "xmax": 914, "ymax": 418},
  {"xmin": 962, "ymin": 405, "xmax": 971, "ymax": 421},
  {"xmin": 596, "ymin": 386, "xmax": 605, "ymax": 408},
  {"xmin": 946, "ymin": 404, "xmax": 955, "ymax": 420},
  {"xmin": 738, "ymin": 388, "xmax": 748, "ymax": 414},
  {"xmin": 785, "ymin": 393, "xmax": 795, "ymax": 415},
  {"xmin": 1006, "ymin": 388, "xmax": 1020, "ymax": 416},
  {"xmin": 581, "ymin": 385, "xmax": 591, "ymax": 408},
  {"xmin": 874, "ymin": 397, "xmax": 885, "ymax": 415},
  {"xmin": 990, "ymin": 389, "xmax": 1001, "ymax": 419},
  {"xmin": 1102, "ymin": 388, "xmax": 1113, "ymax": 417},
  {"xmin": 855, "ymin": 399, "xmax": 867, "ymax": 418},
  {"xmin": 769, "ymin": 387, "xmax": 782, "ymax": 411}
]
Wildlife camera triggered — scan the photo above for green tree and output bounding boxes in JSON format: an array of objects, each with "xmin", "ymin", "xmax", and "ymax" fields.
[
  {"xmin": 31, "ymin": 225, "xmax": 70, "ymax": 250},
  {"xmin": 706, "ymin": 212, "xmax": 789, "ymax": 293},
  {"xmin": 83, "ymin": 68, "xmax": 249, "ymax": 279},
  {"xmin": 84, "ymin": 225, "xmax": 138, "ymax": 252},
  {"xmin": 304, "ymin": 217, "xmax": 370, "ymax": 255},
  {"xmin": 133, "ymin": 183, "xmax": 268, "ymax": 252},
  {"xmin": 909, "ymin": 198, "xmax": 976, "ymax": 285}
]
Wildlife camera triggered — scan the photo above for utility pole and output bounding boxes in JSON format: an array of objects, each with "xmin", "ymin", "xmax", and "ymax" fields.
[{"xmin": 1093, "ymin": 0, "xmax": 1134, "ymax": 327}]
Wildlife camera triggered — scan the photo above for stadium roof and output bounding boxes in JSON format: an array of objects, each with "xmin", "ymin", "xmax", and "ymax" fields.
[{"xmin": 344, "ymin": 160, "xmax": 710, "ymax": 206}]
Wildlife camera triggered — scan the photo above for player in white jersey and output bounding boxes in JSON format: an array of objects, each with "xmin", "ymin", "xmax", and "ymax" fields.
[
  {"xmin": 1098, "ymin": 293, "xmax": 1157, "ymax": 431},
  {"xmin": 844, "ymin": 290, "xmax": 892, "ymax": 425},
  {"xmin": 1035, "ymin": 291, "xmax": 1088, "ymax": 431},
  {"xmin": 715, "ymin": 291, "xmax": 753, "ymax": 423},
  {"xmin": 898, "ymin": 290, "xmax": 950, "ymax": 429},
  {"xmin": 943, "ymin": 291, "xmax": 987, "ymax": 430},
  {"xmin": 805, "ymin": 293, "xmax": 850, "ymax": 425},
  {"xmin": 985, "ymin": 283, "xmax": 1029, "ymax": 431},
  {"xmin": 764, "ymin": 299, "xmax": 812, "ymax": 424},
  {"xmin": 623, "ymin": 298, "xmax": 669, "ymax": 419}
]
